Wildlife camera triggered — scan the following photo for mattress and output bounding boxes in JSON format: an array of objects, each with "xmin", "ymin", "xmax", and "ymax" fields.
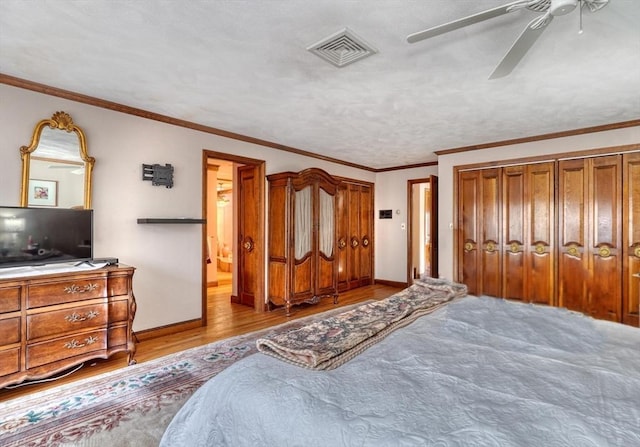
[{"xmin": 161, "ymin": 295, "xmax": 640, "ymax": 447}]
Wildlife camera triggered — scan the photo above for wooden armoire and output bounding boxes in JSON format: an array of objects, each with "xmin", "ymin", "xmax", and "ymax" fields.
[
  {"xmin": 267, "ymin": 168, "xmax": 340, "ymax": 315},
  {"xmin": 456, "ymin": 148, "xmax": 640, "ymax": 326},
  {"xmin": 336, "ymin": 179, "xmax": 374, "ymax": 292}
]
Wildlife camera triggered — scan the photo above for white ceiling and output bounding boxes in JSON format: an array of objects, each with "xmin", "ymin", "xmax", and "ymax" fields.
[{"xmin": 1, "ymin": 1, "xmax": 639, "ymax": 169}]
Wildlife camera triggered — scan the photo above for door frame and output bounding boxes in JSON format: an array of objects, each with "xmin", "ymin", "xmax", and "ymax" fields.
[
  {"xmin": 406, "ymin": 176, "xmax": 438, "ymax": 284},
  {"xmin": 202, "ymin": 150, "xmax": 266, "ymax": 326}
]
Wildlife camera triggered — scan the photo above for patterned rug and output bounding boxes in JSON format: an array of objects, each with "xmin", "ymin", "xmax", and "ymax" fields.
[{"xmin": 0, "ymin": 303, "xmax": 370, "ymax": 447}]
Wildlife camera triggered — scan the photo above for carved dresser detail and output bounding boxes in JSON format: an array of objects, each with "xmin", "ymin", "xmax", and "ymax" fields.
[{"xmin": 0, "ymin": 264, "xmax": 136, "ymax": 388}]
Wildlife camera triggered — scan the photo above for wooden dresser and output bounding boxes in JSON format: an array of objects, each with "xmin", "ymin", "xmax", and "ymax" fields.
[{"xmin": 0, "ymin": 264, "xmax": 136, "ymax": 388}]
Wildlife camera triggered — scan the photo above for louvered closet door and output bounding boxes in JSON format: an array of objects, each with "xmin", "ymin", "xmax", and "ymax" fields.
[
  {"xmin": 623, "ymin": 152, "xmax": 640, "ymax": 326},
  {"xmin": 558, "ymin": 155, "xmax": 622, "ymax": 321},
  {"xmin": 502, "ymin": 163, "xmax": 555, "ymax": 304}
]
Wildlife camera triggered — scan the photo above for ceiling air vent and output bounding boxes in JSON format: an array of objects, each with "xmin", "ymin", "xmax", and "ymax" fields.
[{"xmin": 307, "ymin": 28, "xmax": 377, "ymax": 68}]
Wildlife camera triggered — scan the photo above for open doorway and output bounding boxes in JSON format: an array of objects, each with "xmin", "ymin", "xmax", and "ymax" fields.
[
  {"xmin": 206, "ymin": 159, "xmax": 234, "ymax": 290},
  {"xmin": 407, "ymin": 176, "xmax": 438, "ymax": 283},
  {"xmin": 202, "ymin": 150, "xmax": 265, "ymax": 326}
]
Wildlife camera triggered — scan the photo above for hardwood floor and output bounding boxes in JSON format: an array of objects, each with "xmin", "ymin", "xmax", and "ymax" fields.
[{"xmin": 0, "ymin": 278, "xmax": 401, "ymax": 402}]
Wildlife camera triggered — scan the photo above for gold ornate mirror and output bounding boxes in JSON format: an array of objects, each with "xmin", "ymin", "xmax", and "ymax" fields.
[{"xmin": 20, "ymin": 111, "xmax": 95, "ymax": 209}]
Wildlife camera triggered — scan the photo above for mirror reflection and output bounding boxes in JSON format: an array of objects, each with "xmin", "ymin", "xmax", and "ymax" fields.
[{"xmin": 20, "ymin": 112, "xmax": 94, "ymax": 209}]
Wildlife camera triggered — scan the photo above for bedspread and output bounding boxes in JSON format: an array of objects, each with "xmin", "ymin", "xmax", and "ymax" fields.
[
  {"xmin": 256, "ymin": 277, "xmax": 467, "ymax": 370},
  {"xmin": 161, "ymin": 296, "xmax": 640, "ymax": 447}
]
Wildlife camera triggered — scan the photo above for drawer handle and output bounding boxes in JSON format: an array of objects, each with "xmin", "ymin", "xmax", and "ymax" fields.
[
  {"xmin": 64, "ymin": 283, "xmax": 98, "ymax": 294},
  {"xmin": 65, "ymin": 310, "xmax": 99, "ymax": 323},
  {"xmin": 64, "ymin": 335, "xmax": 98, "ymax": 349}
]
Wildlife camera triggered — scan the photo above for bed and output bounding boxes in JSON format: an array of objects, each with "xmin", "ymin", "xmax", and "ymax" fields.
[{"xmin": 160, "ymin": 279, "xmax": 640, "ymax": 446}]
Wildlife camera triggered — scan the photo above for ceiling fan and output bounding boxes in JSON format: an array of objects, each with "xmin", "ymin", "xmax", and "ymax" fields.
[{"xmin": 407, "ymin": 0, "xmax": 609, "ymax": 79}]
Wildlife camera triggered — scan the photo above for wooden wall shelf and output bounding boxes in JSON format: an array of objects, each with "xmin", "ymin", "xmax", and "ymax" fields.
[{"xmin": 137, "ymin": 218, "xmax": 206, "ymax": 224}]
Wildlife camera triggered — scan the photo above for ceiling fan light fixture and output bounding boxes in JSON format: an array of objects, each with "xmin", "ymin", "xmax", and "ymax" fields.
[{"xmin": 550, "ymin": 0, "xmax": 578, "ymax": 16}]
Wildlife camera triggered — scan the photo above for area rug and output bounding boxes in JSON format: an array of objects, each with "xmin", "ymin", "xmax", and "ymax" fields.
[{"xmin": 0, "ymin": 303, "xmax": 371, "ymax": 447}]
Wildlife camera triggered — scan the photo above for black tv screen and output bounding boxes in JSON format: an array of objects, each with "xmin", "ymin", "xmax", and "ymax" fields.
[{"xmin": 0, "ymin": 206, "xmax": 93, "ymax": 268}]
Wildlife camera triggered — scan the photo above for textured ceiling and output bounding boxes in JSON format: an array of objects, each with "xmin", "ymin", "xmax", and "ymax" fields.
[{"xmin": 1, "ymin": 1, "xmax": 639, "ymax": 169}]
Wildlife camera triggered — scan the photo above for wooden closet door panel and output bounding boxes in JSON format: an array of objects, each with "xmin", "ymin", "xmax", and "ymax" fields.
[
  {"xmin": 502, "ymin": 166, "xmax": 526, "ymax": 300},
  {"xmin": 589, "ymin": 155, "xmax": 622, "ymax": 321},
  {"xmin": 527, "ymin": 162, "xmax": 555, "ymax": 305},
  {"xmin": 348, "ymin": 184, "xmax": 361, "ymax": 287},
  {"xmin": 335, "ymin": 184, "xmax": 349, "ymax": 292},
  {"xmin": 458, "ymin": 171, "xmax": 480, "ymax": 295},
  {"xmin": 558, "ymin": 159, "xmax": 588, "ymax": 312},
  {"xmin": 358, "ymin": 185, "xmax": 373, "ymax": 285},
  {"xmin": 623, "ymin": 152, "xmax": 640, "ymax": 326},
  {"xmin": 480, "ymin": 169, "xmax": 502, "ymax": 297}
]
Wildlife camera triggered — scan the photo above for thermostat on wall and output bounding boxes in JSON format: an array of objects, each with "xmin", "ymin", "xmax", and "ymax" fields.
[{"xmin": 379, "ymin": 209, "xmax": 392, "ymax": 219}]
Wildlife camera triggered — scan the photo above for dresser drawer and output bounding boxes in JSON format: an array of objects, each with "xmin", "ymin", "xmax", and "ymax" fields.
[
  {"xmin": 108, "ymin": 324, "xmax": 128, "ymax": 348},
  {"xmin": 0, "ymin": 317, "xmax": 20, "ymax": 345},
  {"xmin": 26, "ymin": 329, "xmax": 107, "ymax": 369},
  {"xmin": 28, "ymin": 278, "xmax": 107, "ymax": 308},
  {"xmin": 108, "ymin": 299, "xmax": 130, "ymax": 323},
  {"xmin": 0, "ymin": 347, "xmax": 20, "ymax": 376},
  {"xmin": 27, "ymin": 302, "xmax": 108, "ymax": 340},
  {"xmin": 0, "ymin": 286, "xmax": 21, "ymax": 313}
]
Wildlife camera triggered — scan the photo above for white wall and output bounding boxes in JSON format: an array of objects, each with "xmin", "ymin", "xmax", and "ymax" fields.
[
  {"xmin": 0, "ymin": 84, "xmax": 376, "ymax": 331},
  {"xmin": 4, "ymin": 83, "xmax": 636, "ymax": 330},
  {"xmin": 374, "ymin": 166, "xmax": 438, "ymax": 282},
  {"xmin": 436, "ymin": 126, "xmax": 640, "ymax": 281}
]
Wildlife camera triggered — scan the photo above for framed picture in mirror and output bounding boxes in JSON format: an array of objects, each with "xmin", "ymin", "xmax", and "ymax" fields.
[{"xmin": 28, "ymin": 179, "xmax": 58, "ymax": 207}]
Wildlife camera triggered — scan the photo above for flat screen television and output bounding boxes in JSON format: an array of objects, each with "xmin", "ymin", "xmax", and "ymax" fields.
[{"xmin": 0, "ymin": 206, "xmax": 93, "ymax": 269}]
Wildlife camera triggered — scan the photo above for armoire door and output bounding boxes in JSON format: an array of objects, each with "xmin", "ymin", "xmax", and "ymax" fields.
[
  {"xmin": 623, "ymin": 152, "xmax": 640, "ymax": 326},
  {"xmin": 558, "ymin": 155, "xmax": 622, "ymax": 322},
  {"xmin": 336, "ymin": 181, "xmax": 373, "ymax": 292},
  {"xmin": 292, "ymin": 184, "xmax": 314, "ymax": 301},
  {"xmin": 316, "ymin": 186, "xmax": 337, "ymax": 297},
  {"xmin": 354, "ymin": 184, "xmax": 373, "ymax": 288},
  {"xmin": 336, "ymin": 183, "xmax": 349, "ymax": 292}
]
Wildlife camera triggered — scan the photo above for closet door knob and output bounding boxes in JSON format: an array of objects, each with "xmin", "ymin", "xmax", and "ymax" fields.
[{"xmin": 243, "ymin": 237, "xmax": 254, "ymax": 252}]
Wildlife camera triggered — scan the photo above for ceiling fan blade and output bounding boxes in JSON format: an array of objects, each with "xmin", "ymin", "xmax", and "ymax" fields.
[
  {"xmin": 407, "ymin": 0, "xmax": 532, "ymax": 44},
  {"xmin": 489, "ymin": 13, "xmax": 553, "ymax": 79}
]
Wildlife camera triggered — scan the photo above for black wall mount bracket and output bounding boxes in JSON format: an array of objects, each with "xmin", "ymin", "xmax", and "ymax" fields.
[{"xmin": 142, "ymin": 163, "xmax": 174, "ymax": 188}]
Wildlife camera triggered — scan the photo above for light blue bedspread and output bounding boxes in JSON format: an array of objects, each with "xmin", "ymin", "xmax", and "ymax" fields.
[{"xmin": 161, "ymin": 296, "xmax": 640, "ymax": 447}]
